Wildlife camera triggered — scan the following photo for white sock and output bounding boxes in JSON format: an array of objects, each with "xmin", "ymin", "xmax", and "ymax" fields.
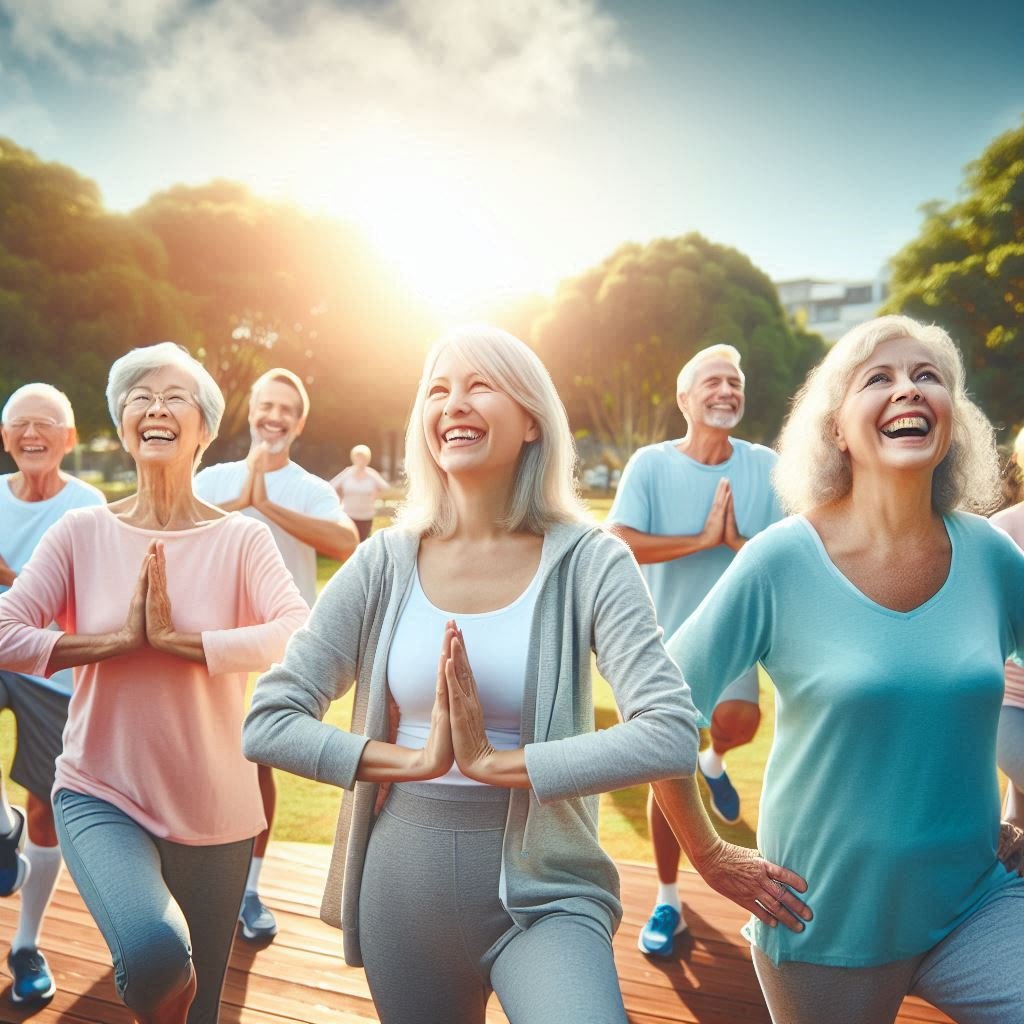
[
  {"xmin": 246, "ymin": 856, "xmax": 264, "ymax": 894},
  {"xmin": 699, "ymin": 747, "xmax": 725, "ymax": 778},
  {"xmin": 12, "ymin": 842, "xmax": 62, "ymax": 953},
  {"xmin": 655, "ymin": 882, "xmax": 681, "ymax": 913},
  {"xmin": 0, "ymin": 776, "xmax": 15, "ymax": 837}
]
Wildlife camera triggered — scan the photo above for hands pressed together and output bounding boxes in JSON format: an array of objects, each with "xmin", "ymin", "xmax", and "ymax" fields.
[
  {"xmin": 701, "ymin": 478, "xmax": 745, "ymax": 553},
  {"xmin": 118, "ymin": 540, "xmax": 183, "ymax": 655}
]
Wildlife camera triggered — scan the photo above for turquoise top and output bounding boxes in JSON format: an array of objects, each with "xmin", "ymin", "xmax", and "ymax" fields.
[
  {"xmin": 608, "ymin": 438, "xmax": 782, "ymax": 635},
  {"xmin": 666, "ymin": 512, "xmax": 1024, "ymax": 967}
]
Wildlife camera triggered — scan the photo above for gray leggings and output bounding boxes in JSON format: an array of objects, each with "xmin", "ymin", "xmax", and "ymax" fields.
[
  {"xmin": 752, "ymin": 883, "xmax": 1024, "ymax": 1024},
  {"xmin": 997, "ymin": 704, "xmax": 1024, "ymax": 789},
  {"xmin": 53, "ymin": 789, "xmax": 253, "ymax": 1024},
  {"xmin": 359, "ymin": 783, "xmax": 627, "ymax": 1024}
]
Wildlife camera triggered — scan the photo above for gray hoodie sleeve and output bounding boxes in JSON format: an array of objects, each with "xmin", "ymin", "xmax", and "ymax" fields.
[
  {"xmin": 241, "ymin": 544, "xmax": 376, "ymax": 790},
  {"xmin": 524, "ymin": 534, "xmax": 700, "ymax": 802}
]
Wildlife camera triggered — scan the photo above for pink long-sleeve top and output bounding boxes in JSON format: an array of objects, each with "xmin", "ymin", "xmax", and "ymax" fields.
[{"xmin": 0, "ymin": 506, "xmax": 309, "ymax": 845}]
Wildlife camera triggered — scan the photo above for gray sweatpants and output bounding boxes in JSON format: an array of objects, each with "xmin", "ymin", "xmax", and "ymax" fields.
[
  {"xmin": 752, "ymin": 882, "xmax": 1024, "ymax": 1024},
  {"xmin": 53, "ymin": 789, "xmax": 253, "ymax": 1024},
  {"xmin": 359, "ymin": 782, "xmax": 627, "ymax": 1024}
]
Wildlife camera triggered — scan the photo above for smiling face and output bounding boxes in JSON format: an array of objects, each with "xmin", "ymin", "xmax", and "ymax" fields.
[
  {"xmin": 1, "ymin": 393, "xmax": 76, "ymax": 477},
  {"xmin": 249, "ymin": 378, "xmax": 306, "ymax": 454},
  {"xmin": 679, "ymin": 357, "xmax": 746, "ymax": 431},
  {"xmin": 119, "ymin": 365, "xmax": 207, "ymax": 470},
  {"xmin": 834, "ymin": 335, "xmax": 953, "ymax": 479},
  {"xmin": 422, "ymin": 347, "xmax": 539, "ymax": 483}
]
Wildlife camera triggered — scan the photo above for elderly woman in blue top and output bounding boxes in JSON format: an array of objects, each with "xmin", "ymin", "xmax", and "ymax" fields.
[
  {"xmin": 661, "ymin": 314, "xmax": 1024, "ymax": 1024},
  {"xmin": 243, "ymin": 324, "xmax": 811, "ymax": 1024}
]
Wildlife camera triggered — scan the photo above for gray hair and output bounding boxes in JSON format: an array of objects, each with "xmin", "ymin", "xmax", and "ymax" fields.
[
  {"xmin": 250, "ymin": 367, "xmax": 310, "ymax": 419},
  {"xmin": 773, "ymin": 314, "xmax": 1000, "ymax": 515},
  {"xmin": 396, "ymin": 324, "xmax": 588, "ymax": 537},
  {"xmin": 2, "ymin": 383, "xmax": 76, "ymax": 428},
  {"xmin": 106, "ymin": 342, "xmax": 225, "ymax": 438},
  {"xmin": 677, "ymin": 344, "xmax": 744, "ymax": 394}
]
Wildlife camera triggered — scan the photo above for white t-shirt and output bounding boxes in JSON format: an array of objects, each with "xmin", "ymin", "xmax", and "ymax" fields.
[
  {"xmin": 387, "ymin": 565, "xmax": 541, "ymax": 785},
  {"xmin": 330, "ymin": 466, "xmax": 387, "ymax": 521},
  {"xmin": 194, "ymin": 460, "xmax": 345, "ymax": 605},
  {"xmin": 0, "ymin": 473, "xmax": 106, "ymax": 695}
]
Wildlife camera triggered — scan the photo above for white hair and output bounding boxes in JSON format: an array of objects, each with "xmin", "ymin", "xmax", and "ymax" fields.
[
  {"xmin": 396, "ymin": 324, "xmax": 588, "ymax": 537},
  {"xmin": 106, "ymin": 342, "xmax": 225, "ymax": 438},
  {"xmin": 677, "ymin": 344, "xmax": 744, "ymax": 394},
  {"xmin": 351, "ymin": 444, "xmax": 371, "ymax": 460},
  {"xmin": 773, "ymin": 315, "xmax": 1000, "ymax": 515},
  {"xmin": 250, "ymin": 367, "xmax": 310, "ymax": 419},
  {"xmin": 2, "ymin": 383, "xmax": 75, "ymax": 428}
]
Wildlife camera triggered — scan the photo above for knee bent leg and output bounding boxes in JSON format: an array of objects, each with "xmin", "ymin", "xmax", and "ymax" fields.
[{"xmin": 117, "ymin": 922, "xmax": 193, "ymax": 1016}]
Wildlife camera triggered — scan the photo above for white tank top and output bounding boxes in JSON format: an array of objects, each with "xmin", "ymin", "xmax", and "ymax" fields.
[{"xmin": 387, "ymin": 564, "xmax": 542, "ymax": 785}]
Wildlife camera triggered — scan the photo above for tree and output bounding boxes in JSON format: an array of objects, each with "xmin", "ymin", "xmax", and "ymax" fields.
[
  {"xmin": 531, "ymin": 233, "xmax": 825, "ymax": 463},
  {"xmin": 884, "ymin": 117, "xmax": 1024, "ymax": 435}
]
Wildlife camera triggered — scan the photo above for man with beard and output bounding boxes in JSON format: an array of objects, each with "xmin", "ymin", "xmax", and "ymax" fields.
[
  {"xmin": 194, "ymin": 367, "xmax": 357, "ymax": 942},
  {"xmin": 607, "ymin": 345, "xmax": 784, "ymax": 958}
]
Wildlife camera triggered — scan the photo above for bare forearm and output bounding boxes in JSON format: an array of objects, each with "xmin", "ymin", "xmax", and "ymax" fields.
[
  {"xmin": 652, "ymin": 775, "xmax": 724, "ymax": 869},
  {"xmin": 466, "ymin": 748, "xmax": 531, "ymax": 788},
  {"xmin": 355, "ymin": 740, "xmax": 447, "ymax": 783},
  {"xmin": 46, "ymin": 631, "xmax": 138, "ymax": 673},
  {"xmin": 255, "ymin": 501, "xmax": 358, "ymax": 559},
  {"xmin": 215, "ymin": 497, "xmax": 251, "ymax": 513},
  {"xmin": 608, "ymin": 525, "xmax": 714, "ymax": 564},
  {"xmin": 150, "ymin": 631, "xmax": 207, "ymax": 664},
  {"xmin": 0, "ymin": 567, "xmax": 16, "ymax": 588}
]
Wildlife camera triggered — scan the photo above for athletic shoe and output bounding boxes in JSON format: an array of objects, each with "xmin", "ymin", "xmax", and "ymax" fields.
[
  {"xmin": 238, "ymin": 891, "xmax": 278, "ymax": 941},
  {"xmin": 0, "ymin": 808, "xmax": 29, "ymax": 898},
  {"xmin": 701, "ymin": 765, "xmax": 741, "ymax": 824},
  {"xmin": 637, "ymin": 903, "xmax": 687, "ymax": 957},
  {"xmin": 8, "ymin": 947, "xmax": 56, "ymax": 1004}
]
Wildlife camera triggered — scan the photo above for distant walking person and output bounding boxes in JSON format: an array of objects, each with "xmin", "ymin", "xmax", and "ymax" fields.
[
  {"xmin": 243, "ymin": 325, "xmax": 810, "ymax": 1024},
  {"xmin": 0, "ymin": 384, "xmax": 104, "ymax": 1006},
  {"xmin": 330, "ymin": 444, "xmax": 390, "ymax": 542},
  {"xmin": 0, "ymin": 344, "xmax": 308, "ymax": 1024},
  {"xmin": 991, "ymin": 424, "xmax": 1024, "ymax": 828},
  {"xmin": 607, "ymin": 344, "xmax": 783, "ymax": 957},
  {"xmin": 194, "ymin": 367, "xmax": 357, "ymax": 942}
]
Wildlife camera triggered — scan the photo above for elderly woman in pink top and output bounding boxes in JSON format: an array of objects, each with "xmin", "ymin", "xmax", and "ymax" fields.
[
  {"xmin": 0, "ymin": 343, "xmax": 308, "ymax": 1024},
  {"xmin": 329, "ymin": 444, "xmax": 390, "ymax": 542},
  {"xmin": 992, "ymin": 425, "xmax": 1024, "ymax": 828}
]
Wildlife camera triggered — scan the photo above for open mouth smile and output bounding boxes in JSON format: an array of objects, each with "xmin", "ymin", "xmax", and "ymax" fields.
[
  {"xmin": 880, "ymin": 415, "xmax": 930, "ymax": 439},
  {"xmin": 442, "ymin": 427, "xmax": 484, "ymax": 444},
  {"xmin": 141, "ymin": 429, "xmax": 177, "ymax": 443}
]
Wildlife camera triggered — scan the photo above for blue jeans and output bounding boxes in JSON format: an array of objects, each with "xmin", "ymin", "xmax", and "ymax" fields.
[{"xmin": 53, "ymin": 789, "xmax": 253, "ymax": 1024}]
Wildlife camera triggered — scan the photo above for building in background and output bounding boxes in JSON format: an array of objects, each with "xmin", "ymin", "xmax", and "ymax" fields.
[{"xmin": 775, "ymin": 271, "xmax": 889, "ymax": 342}]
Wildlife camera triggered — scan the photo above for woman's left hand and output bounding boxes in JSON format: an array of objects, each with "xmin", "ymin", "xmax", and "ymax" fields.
[
  {"xmin": 445, "ymin": 626, "xmax": 498, "ymax": 783},
  {"xmin": 998, "ymin": 820, "xmax": 1024, "ymax": 875},
  {"xmin": 694, "ymin": 838, "xmax": 812, "ymax": 932},
  {"xmin": 145, "ymin": 541, "xmax": 176, "ymax": 651}
]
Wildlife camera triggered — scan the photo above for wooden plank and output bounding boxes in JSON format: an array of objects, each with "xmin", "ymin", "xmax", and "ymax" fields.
[{"xmin": 0, "ymin": 843, "xmax": 952, "ymax": 1023}]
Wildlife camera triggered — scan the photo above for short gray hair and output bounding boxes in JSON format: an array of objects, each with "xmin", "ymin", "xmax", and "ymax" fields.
[
  {"xmin": 773, "ymin": 315, "xmax": 1000, "ymax": 515},
  {"xmin": 677, "ymin": 344, "xmax": 744, "ymax": 394},
  {"xmin": 2, "ymin": 383, "xmax": 75, "ymax": 428},
  {"xmin": 250, "ymin": 367, "xmax": 310, "ymax": 419},
  {"xmin": 396, "ymin": 324, "xmax": 588, "ymax": 537},
  {"xmin": 106, "ymin": 342, "xmax": 225, "ymax": 438}
]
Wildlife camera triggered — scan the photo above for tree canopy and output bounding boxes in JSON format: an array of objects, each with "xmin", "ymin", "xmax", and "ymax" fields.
[
  {"xmin": 884, "ymin": 117, "xmax": 1024, "ymax": 436},
  {"xmin": 530, "ymin": 233, "xmax": 825, "ymax": 464}
]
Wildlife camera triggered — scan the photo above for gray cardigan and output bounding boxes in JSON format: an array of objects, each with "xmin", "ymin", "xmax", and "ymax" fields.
[{"xmin": 242, "ymin": 520, "xmax": 700, "ymax": 966}]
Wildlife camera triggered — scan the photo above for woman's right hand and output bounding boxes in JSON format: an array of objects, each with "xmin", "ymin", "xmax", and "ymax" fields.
[
  {"xmin": 118, "ymin": 545, "xmax": 153, "ymax": 653},
  {"xmin": 412, "ymin": 625, "xmax": 456, "ymax": 780}
]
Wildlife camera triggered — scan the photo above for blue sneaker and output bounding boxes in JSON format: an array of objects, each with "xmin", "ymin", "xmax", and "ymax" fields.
[
  {"xmin": 701, "ymin": 764, "xmax": 741, "ymax": 824},
  {"xmin": 637, "ymin": 903, "xmax": 687, "ymax": 957},
  {"xmin": 238, "ymin": 891, "xmax": 277, "ymax": 941},
  {"xmin": 8, "ymin": 947, "xmax": 56, "ymax": 1004},
  {"xmin": 0, "ymin": 808, "xmax": 29, "ymax": 898}
]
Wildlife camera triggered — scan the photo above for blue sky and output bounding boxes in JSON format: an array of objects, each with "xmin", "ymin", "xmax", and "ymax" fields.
[{"xmin": 1, "ymin": 0, "xmax": 1021, "ymax": 317}]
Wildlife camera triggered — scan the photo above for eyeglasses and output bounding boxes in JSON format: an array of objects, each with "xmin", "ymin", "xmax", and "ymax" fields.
[
  {"xmin": 3, "ymin": 417, "xmax": 68, "ymax": 433},
  {"xmin": 123, "ymin": 388, "xmax": 198, "ymax": 413}
]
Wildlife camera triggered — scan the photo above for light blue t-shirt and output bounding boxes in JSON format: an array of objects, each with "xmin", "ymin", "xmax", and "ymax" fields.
[
  {"xmin": 607, "ymin": 438, "xmax": 783, "ymax": 635},
  {"xmin": 0, "ymin": 473, "xmax": 106, "ymax": 695},
  {"xmin": 667, "ymin": 512, "xmax": 1024, "ymax": 967}
]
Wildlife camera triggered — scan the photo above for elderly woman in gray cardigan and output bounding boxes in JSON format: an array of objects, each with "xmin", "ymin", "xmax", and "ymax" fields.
[{"xmin": 243, "ymin": 325, "xmax": 810, "ymax": 1024}]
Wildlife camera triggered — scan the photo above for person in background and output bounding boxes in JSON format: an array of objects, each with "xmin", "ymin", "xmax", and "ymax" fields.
[
  {"xmin": 0, "ymin": 343, "xmax": 308, "ymax": 1024},
  {"xmin": 193, "ymin": 367, "xmax": 357, "ymax": 942},
  {"xmin": 991, "ymin": 424, "xmax": 1024, "ymax": 828},
  {"xmin": 665, "ymin": 315, "xmax": 1024, "ymax": 1024},
  {"xmin": 0, "ymin": 383, "xmax": 105, "ymax": 1005},
  {"xmin": 607, "ymin": 344, "xmax": 783, "ymax": 957},
  {"xmin": 330, "ymin": 444, "xmax": 390, "ymax": 543}
]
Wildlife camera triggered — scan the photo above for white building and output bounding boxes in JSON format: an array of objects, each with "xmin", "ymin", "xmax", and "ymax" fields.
[{"xmin": 775, "ymin": 273, "xmax": 889, "ymax": 343}]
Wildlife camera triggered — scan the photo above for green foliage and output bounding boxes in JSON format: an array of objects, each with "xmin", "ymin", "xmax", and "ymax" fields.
[
  {"xmin": 884, "ymin": 117, "xmax": 1024, "ymax": 435},
  {"xmin": 531, "ymin": 233, "xmax": 826, "ymax": 461}
]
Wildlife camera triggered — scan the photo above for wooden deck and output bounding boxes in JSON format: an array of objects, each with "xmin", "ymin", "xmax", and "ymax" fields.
[{"xmin": 0, "ymin": 842, "xmax": 952, "ymax": 1023}]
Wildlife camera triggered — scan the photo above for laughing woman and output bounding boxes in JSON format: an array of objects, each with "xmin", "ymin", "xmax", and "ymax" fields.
[
  {"xmin": 663, "ymin": 315, "xmax": 1024, "ymax": 1024},
  {"xmin": 243, "ymin": 325, "xmax": 811, "ymax": 1024},
  {"xmin": 0, "ymin": 343, "xmax": 308, "ymax": 1024}
]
